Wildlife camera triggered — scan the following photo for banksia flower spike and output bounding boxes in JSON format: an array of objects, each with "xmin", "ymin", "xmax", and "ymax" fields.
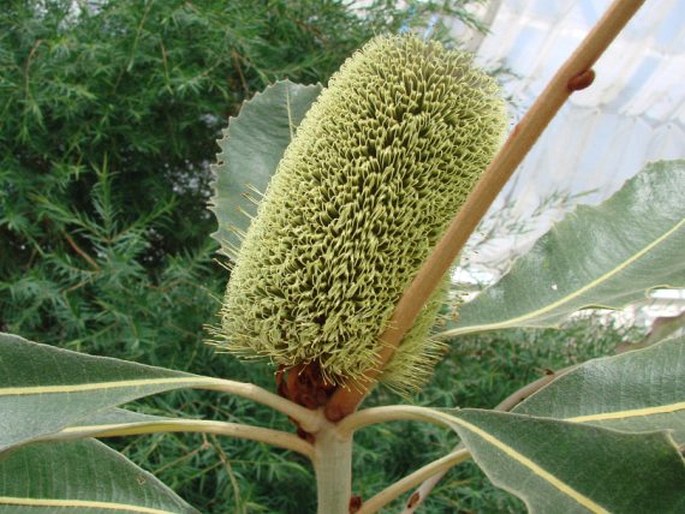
[{"xmin": 217, "ymin": 35, "xmax": 506, "ymax": 397}]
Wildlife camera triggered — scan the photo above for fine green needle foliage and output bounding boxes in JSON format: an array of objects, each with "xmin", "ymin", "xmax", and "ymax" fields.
[
  {"xmin": 0, "ymin": 0, "xmax": 459, "ymax": 361},
  {"xmin": 217, "ymin": 35, "xmax": 507, "ymax": 392}
]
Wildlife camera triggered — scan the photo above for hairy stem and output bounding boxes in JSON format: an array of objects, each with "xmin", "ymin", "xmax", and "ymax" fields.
[
  {"xmin": 199, "ymin": 378, "xmax": 322, "ymax": 433},
  {"xmin": 324, "ymin": 0, "xmax": 646, "ymax": 423},
  {"xmin": 357, "ymin": 449, "xmax": 471, "ymax": 514},
  {"xmin": 314, "ymin": 423, "xmax": 354, "ymax": 514},
  {"xmin": 337, "ymin": 405, "xmax": 458, "ymax": 437},
  {"xmin": 53, "ymin": 419, "xmax": 314, "ymax": 459}
]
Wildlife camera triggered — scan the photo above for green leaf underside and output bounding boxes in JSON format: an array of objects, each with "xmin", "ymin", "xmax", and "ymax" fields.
[
  {"xmin": 67, "ymin": 408, "xmax": 175, "ymax": 427},
  {"xmin": 0, "ymin": 333, "xmax": 222, "ymax": 453},
  {"xmin": 55, "ymin": 408, "xmax": 183, "ymax": 437},
  {"xmin": 438, "ymin": 160, "xmax": 685, "ymax": 338},
  {"xmin": 513, "ymin": 336, "xmax": 685, "ymax": 443},
  {"xmin": 0, "ymin": 439, "xmax": 198, "ymax": 513},
  {"xmin": 209, "ymin": 80, "xmax": 322, "ymax": 260},
  {"xmin": 447, "ymin": 409, "xmax": 685, "ymax": 514}
]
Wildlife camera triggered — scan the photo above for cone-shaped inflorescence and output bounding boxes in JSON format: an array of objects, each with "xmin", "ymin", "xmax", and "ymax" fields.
[{"xmin": 217, "ymin": 35, "xmax": 506, "ymax": 394}]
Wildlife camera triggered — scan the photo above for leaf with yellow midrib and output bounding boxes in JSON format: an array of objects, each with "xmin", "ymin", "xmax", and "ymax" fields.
[
  {"xmin": 446, "ymin": 409, "xmax": 685, "ymax": 513},
  {"xmin": 0, "ymin": 439, "xmax": 198, "ymax": 513},
  {"xmin": 514, "ymin": 336, "xmax": 685, "ymax": 443},
  {"xmin": 0, "ymin": 332, "xmax": 223, "ymax": 454},
  {"xmin": 438, "ymin": 160, "xmax": 685, "ymax": 338}
]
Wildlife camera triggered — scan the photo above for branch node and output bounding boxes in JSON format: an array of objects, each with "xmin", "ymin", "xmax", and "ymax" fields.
[
  {"xmin": 567, "ymin": 68, "xmax": 596, "ymax": 91},
  {"xmin": 407, "ymin": 491, "xmax": 421, "ymax": 509}
]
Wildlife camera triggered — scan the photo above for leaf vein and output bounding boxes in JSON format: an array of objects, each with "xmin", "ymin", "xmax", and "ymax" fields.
[
  {"xmin": 567, "ymin": 401, "xmax": 685, "ymax": 423},
  {"xmin": 452, "ymin": 417, "xmax": 610, "ymax": 513},
  {"xmin": 0, "ymin": 496, "xmax": 177, "ymax": 513}
]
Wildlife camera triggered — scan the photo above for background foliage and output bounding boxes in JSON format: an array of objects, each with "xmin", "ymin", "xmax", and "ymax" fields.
[
  {"xmin": 0, "ymin": 0, "xmax": 468, "ymax": 357},
  {"xmin": 0, "ymin": 1, "xmax": 645, "ymax": 512}
]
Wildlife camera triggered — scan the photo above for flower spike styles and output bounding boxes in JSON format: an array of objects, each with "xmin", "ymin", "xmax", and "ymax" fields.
[{"xmin": 217, "ymin": 35, "xmax": 507, "ymax": 396}]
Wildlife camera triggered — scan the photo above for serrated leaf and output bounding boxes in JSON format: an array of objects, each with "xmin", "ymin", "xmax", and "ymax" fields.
[
  {"xmin": 445, "ymin": 409, "xmax": 685, "ymax": 513},
  {"xmin": 438, "ymin": 160, "xmax": 685, "ymax": 338},
  {"xmin": 209, "ymin": 80, "xmax": 322, "ymax": 260},
  {"xmin": 513, "ymin": 336, "xmax": 685, "ymax": 443},
  {"xmin": 0, "ymin": 439, "xmax": 198, "ymax": 513},
  {"xmin": 0, "ymin": 333, "xmax": 224, "ymax": 453}
]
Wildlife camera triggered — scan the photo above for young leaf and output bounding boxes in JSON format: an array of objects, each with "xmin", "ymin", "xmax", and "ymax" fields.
[
  {"xmin": 513, "ymin": 336, "xmax": 685, "ymax": 443},
  {"xmin": 445, "ymin": 409, "xmax": 685, "ymax": 514},
  {"xmin": 438, "ymin": 160, "xmax": 685, "ymax": 338},
  {"xmin": 0, "ymin": 333, "xmax": 221, "ymax": 453},
  {"xmin": 0, "ymin": 438, "xmax": 199, "ymax": 513},
  {"xmin": 210, "ymin": 80, "xmax": 322, "ymax": 260}
]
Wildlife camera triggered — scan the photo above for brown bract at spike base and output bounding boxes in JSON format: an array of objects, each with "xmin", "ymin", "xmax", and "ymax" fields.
[
  {"xmin": 276, "ymin": 361, "xmax": 336, "ymax": 410},
  {"xmin": 276, "ymin": 361, "xmax": 336, "ymax": 440},
  {"xmin": 324, "ymin": 331, "xmax": 401, "ymax": 422}
]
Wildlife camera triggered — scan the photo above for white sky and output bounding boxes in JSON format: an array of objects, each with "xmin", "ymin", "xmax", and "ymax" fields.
[
  {"xmin": 451, "ymin": 0, "xmax": 684, "ymax": 274},
  {"xmin": 449, "ymin": 0, "xmax": 684, "ymax": 323}
]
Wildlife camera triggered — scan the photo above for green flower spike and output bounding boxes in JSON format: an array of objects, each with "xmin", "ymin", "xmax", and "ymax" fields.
[{"xmin": 217, "ymin": 34, "xmax": 507, "ymax": 395}]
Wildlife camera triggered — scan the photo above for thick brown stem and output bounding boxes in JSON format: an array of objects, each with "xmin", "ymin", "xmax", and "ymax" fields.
[{"xmin": 325, "ymin": 0, "xmax": 646, "ymax": 422}]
